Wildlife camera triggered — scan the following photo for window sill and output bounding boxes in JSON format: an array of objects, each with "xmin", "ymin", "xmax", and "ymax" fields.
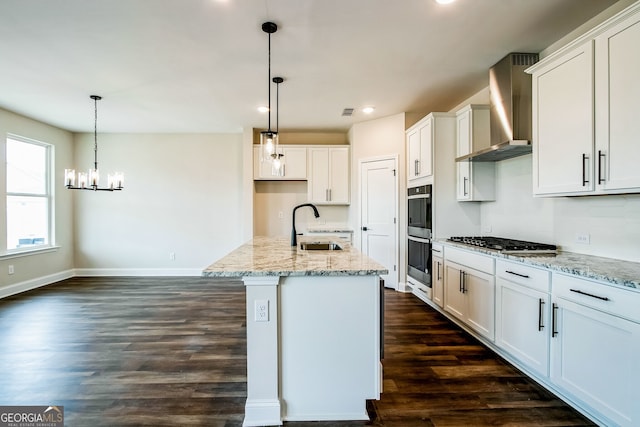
[{"xmin": 0, "ymin": 246, "xmax": 60, "ymax": 260}]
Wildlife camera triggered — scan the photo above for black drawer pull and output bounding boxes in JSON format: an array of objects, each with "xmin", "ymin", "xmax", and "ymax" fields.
[
  {"xmin": 505, "ymin": 270, "xmax": 530, "ymax": 279},
  {"xmin": 538, "ymin": 299, "xmax": 545, "ymax": 331},
  {"xmin": 552, "ymin": 303, "xmax": 558, "ymax": 338},
  {"xmin": 570, "ymin": 288, "xmax": 610, "ymax": 301}
]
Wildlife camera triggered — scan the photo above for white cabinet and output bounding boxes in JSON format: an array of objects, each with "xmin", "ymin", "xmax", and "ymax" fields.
[
  {"xmin": 455, "ymin": 105, "xmax": 495, "ymax": 201},
  {"xmin": 594, "ymin": 10, "xmax": 640, "ymax": 192},
  {"xmin": 307, "ymin": 146, "xmax": 350, "ymax": 205},
  {"xmin": 254, "ymin": 145, "xmax": 307, "ymax": 180},
  {"xmin": 431, "ymin": 244, "xmax": 444, "ymax": 308},
  {"xmin": 495, "ymin": 260, "xmax": 551, "ymax": 377},
  {"xmin": 529, "ymin": 3, "xmax": 640, "ymax": 196},
  {"xmin": 406, "ymin": 115, "xmax": 433, "ymax": 182},
  {"xmin": 550, "ymin": 273, "xmax": 640, "ymax": 427},
  {"xmin": 443, "ymin": 247, "xmax": 495, "ymax": 341}
]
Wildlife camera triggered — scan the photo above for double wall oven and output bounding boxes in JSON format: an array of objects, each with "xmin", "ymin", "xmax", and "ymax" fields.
[{"xmin": 407, "ymin": 185, "xmax": 432, "ymax": 298}]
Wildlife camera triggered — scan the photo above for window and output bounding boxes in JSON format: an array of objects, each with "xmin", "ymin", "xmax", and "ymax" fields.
[{"xmin": 6, "ymin": 135, "xmax": 53, "ymax": 251}]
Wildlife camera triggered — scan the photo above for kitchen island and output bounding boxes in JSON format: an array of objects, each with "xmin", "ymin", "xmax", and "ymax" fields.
[{"xmin": 202, "ymin": 236, "xmax": 387, "ymax": 427}]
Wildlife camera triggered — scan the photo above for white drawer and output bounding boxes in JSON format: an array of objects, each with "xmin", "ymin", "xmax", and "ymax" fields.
[
  {"xmin": 553, "ymin": 273, "xmax": 640, "ymax": 323},
  {"xmin": 496, "ymin": 259, "xmax": 550, "ymax": 293},
  {"xmin": 445, "ymin": 246, "xmax": 494, "ymax": 275},
  {"xmin": 432, "ymin": 242, "xmax": 444, "ymax": 256}
]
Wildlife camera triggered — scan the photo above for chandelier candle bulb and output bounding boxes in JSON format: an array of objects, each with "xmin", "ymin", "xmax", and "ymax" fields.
[
  {"xmin": 78, "ymin": 172, "xmax": 88, "ymax": 188},
  {"xmin": 64, "ymin": 169, "xmax": 76, "ymax": 187}
]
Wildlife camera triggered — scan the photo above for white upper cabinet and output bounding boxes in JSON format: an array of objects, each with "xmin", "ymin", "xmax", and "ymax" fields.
[
  {"xmin": 307, "ymin": 146, "xmax": 350, "ymax": 205},
  {"xmin": 254, "ymin": 145, "xmax": 307, "ymax": 180},
  {"xmin": 455, "ymin": 105, "xmax": 495, "ymax": 201},
  {"xmin": 529, "ymin": 3, "xmax": 640, "ymax": 196},
  {"xmin": 531, "ymin": 41, "xmax": 594, "ymax": 195},
  {"xmin": 594, "ymin": 10, "xmax": 640, "ymax": 192},
  {"xmin": 406, "ymin": 116, "xmax": 433, "ymax": 182}
]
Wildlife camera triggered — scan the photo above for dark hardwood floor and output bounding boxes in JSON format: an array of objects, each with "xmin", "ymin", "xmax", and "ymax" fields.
[{"xmin": 0, "ymin": 277, "xmax": 595, "ymax": 426}]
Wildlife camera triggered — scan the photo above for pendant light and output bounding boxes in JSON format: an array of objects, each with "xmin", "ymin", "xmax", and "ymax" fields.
[
  {"xmin": 65, "ymin": 95, "xmax": 124, "ymax": 191},
  {"xmin": 259, "ymin": 21, "xmax": 279, "ymax": 163},
  {"xmin": 271, "ymin": 76, "xmax": 284, "ymax": 176}
]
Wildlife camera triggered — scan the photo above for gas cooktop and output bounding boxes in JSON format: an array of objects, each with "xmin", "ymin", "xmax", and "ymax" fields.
[{"xmin": 448, "ymin": 236, "xmax": 557, "ymax": 255}]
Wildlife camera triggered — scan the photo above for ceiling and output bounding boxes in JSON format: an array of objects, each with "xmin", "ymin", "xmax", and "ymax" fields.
[{"xmin": 0, "ymin": 0, "xmax": 619, "ymax": 134}]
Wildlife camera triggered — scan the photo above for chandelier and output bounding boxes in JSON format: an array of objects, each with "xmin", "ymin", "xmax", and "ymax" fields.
[{"xmin": 65, "ymin": 95, "xmax": 124, "ymax": 191}]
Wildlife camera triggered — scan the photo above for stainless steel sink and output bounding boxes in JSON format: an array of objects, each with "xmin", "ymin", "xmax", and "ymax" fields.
[{"xmin": 299, "ymin": 242, "xmax": 342, "ymax": 251}]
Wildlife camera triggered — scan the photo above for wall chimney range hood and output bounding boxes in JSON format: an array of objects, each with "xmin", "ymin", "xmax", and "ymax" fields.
[{"xmin": 457, "ymin": 53, "xmax": 539, "ymax": 162}]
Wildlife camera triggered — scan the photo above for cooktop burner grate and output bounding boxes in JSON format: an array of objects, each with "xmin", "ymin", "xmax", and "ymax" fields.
[{"xmin": 448, "ymin": 236, "xmax": 557, "ymax": 254}]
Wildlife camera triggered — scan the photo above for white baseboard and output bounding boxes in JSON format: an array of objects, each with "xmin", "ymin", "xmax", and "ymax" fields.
[
  {"xmin": 0, "ymin": 269, "xmax": 74, "ymax": 299},
  {"xmin": 73, "ymin": 268, "xmax": 204, "ymax": 277}
]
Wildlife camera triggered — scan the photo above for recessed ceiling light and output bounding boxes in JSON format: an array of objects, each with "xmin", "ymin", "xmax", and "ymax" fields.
[
  {"xmin": 257, "ymin": 106, "xmax": 269, "ymax": 113},
  {"xmin": 362, "ymin": 106, "xmax": 375, "ymax": 114},
  {"xmin": 435, "ymin": 0, "xmax": 455, "ymax": 4}
]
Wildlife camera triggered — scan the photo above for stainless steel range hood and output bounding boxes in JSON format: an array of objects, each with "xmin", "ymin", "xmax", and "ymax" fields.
[{"xmin": 457, "ymin": 53, "xmax": 539, "ymax": 162}]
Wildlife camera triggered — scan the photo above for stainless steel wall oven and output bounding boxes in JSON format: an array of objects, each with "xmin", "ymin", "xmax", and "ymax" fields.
[{"xmin": 407, "ymin": 185, "xmax": 432, "ymax": 296}]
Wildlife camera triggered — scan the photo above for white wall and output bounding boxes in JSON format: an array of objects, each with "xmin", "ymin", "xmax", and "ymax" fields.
[
  {"xmin": 348, "ymin": 113, "xmax": 407, "ymax": 283},
  {"xmin": 0, "ymin": 107, "xmax": 75, "ymax": 292},
  {"xmin": 73, "ymin": 132, "xmax": 245, "ymax": 272}
]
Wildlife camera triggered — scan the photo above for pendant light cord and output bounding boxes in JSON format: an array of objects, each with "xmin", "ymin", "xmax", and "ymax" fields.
[
  {"xmin": 267, "ymin": 31, "xmax": 272, "ymax": 132},
  {"xmin": 93, "ymin": 95, "xmax": 99, "ymax": 170}
]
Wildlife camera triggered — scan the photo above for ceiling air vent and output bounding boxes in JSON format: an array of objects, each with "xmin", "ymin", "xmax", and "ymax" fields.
[{"xmin": 342, "ymin": 108, "xmax": 354, "ymax": 117}]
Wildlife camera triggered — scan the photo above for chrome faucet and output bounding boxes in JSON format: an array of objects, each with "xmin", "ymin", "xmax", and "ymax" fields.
[{"xmin": 291, "ymin": 203, "xmax": 320, "ymax": 246}]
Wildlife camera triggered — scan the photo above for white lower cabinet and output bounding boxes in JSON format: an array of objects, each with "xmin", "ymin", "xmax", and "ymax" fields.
[
  {"xmin": 550, "ymin": 273, "xmax": 640, "ymax": 427},
  {"xmin": 443, "ymin": 247, "xmax": 495, "ymax": 341},
  {"xmin": 495, "ymin": 260, "xmax": 551, "ymax": 377},
  {"xmin": 431, "ymin": 244, "xmax": 444, "ymax": 308}
]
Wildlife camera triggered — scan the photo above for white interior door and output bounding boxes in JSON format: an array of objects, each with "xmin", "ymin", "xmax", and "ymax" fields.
[{"xmin": 360, "ymin": 157, "xmax": 397, "ymax": 289}]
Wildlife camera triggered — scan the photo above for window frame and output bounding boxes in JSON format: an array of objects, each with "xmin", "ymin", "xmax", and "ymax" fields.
[{"xmin": 5, "ymin": 133, "xmax": 55, "ymax": 254}]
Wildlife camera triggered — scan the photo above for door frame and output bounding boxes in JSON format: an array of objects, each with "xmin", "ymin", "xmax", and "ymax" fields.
[{"xmin": 358, "ymin": 154, "xmax": 399, "ymax": 290}]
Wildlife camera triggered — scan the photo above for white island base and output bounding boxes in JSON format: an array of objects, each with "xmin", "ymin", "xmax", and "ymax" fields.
[{"xmin": 242, "ymin": 274, "xmax": 382, "ymax": 426}]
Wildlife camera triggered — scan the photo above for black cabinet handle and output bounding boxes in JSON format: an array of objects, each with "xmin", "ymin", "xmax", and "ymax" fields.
[
  {"xmin": 414, "ymin": 159, "xmax": 419, "ymax": 176},
  {"xmin": 437, "ymin": 262, "xmax": 442, "ymax": 281},
  {"xmin": 538, "ymin": 299, "xmax": 545, "ymax": 331},
  {"xmin": 570, "ymin": 288, "xmax": 610, "ymax": 301},
  {"xmin": 582, "ymin": 153, "xmax": 589, "ymax": 186},
  {"xmin": 506, "ymin": 270, "xmax": 530, "ymax": 279},
  {"xmin": 552, "ymin": 303, "xmax": 559, "ymax": 338},
  {"xmin": 598, "ymin": 150, "xmax": 606, "ymax": 185},
  {"xmin": 463, "ymin": 177, "xmax": 468, "ymax": 196}
]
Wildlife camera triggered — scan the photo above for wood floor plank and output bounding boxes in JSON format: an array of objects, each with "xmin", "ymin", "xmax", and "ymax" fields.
[{"xmin": 0, "ymin": 277, "xmax": 595, "ymax": 426}]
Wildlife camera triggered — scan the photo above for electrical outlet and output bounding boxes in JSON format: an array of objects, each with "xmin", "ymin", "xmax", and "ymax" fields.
[
  {"xmin": 254, "ymin": 299, "xmax": 269, "ymax": 322},
  {"xmin": 575, "ymin": 233, "xmax": 590, "ymax": 244},
  {"xmin": 169, "ymin": 252, "xmax": 176, "ymax": 261},
  {"xmin": 278, "ymin": 211, "xmax": 284, "ymax": 219},
  {"xmin": 8, "ymin": 265, "xmax": 14, "ymax": 275}
]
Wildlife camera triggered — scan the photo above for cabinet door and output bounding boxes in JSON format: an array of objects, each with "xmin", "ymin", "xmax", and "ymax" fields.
[
  {"xmin": 496, "ymin": 279, "xmax": 550, "ymax": 377},
  {"xmin": 456, "ymin": 161, "xmax": 471, "ymax": 200},
  {"xmin": 456, "ymin": 109, "xmax": 471, "ymax": 156},
  {"xmin": 432, "ymin": 254, "xmax": 444, "ymax": 308},
  {"xmin": 595, "ymin": 13, "xmax": 640, "ymax": 192},
  {"xmin": 308, "ymin": 148, "xmax": 330, "ymax": 202},
  {"xmin": 328, "ymin": 147, "xmax": 350, "ymax": 204},
  {"xmin": 418, "ymin": 119, "xmax": 433, "ymax": 178},
  {"xmin": 464, "ymin": 268, "xmax": 495, "ymax": 341},
  {"xmin": 532, "ymin": 41, "xmax": 594, "ymax": 196},
  {"xmin": 551, "ymin": 297, "xmax": 640, "ymax": 426},
  {"xmin": 281, "ymin": 147, "xmax": 307, "ymax": 179},
  {"xmin": 444, "ymin": 262, "xmax": 465, "ymax": 321},
  {"xmin": 407, "ymin": 128, "xmax": 421, "ymax": 181}
]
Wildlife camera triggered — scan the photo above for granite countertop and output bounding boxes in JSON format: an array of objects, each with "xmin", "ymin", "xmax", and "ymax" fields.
[
  {"xmin": 202, "ymin": 236, "xmax": 388, "ymax": 278},
  {"xmin": 440, "ymin": 239, "xmax": 640, "ymax": 291}
]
